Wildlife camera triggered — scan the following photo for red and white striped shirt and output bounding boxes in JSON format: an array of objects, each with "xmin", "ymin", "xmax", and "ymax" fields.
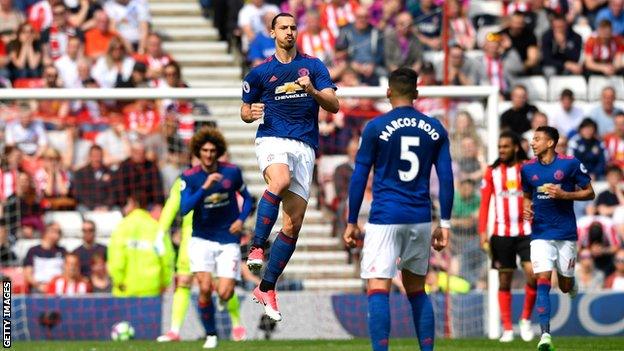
[
  {"xmin": 577, "ymin": 215, "xmax": 620, "ymax": 248},
  {"xmin": 297, "ymin": 29, "xmax": 335, "ymax": 63},
  {"xmin": 0, "ymin": 169, "xmax": 17, "ymax": 202},
  {"xmin": 504, "ymin": 0, "xmax": 531, "ymax": 16},
  {"xmin": 46, "ymin": 276, "xmax": 91, "ymax": 296},
  {"xmin": 320, "ymin": 0, "xmax": 359, "ymax": 38},
  {"xmin": 604, "ymin": 133, "xmax": 624, "ymax": 168},
  {"xmin": 484, "ymin": 55, "xmax": 506, "ymax": 93},
  {"xmin": 479, "ymin": 163, "xmax": 531, "ymax": 237}
]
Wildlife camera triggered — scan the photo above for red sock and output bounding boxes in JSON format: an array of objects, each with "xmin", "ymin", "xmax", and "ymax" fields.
[
  {"xmin": 522, "ymin": 284, "xmax": 537, "ymax": 320},
  {"xmin": 498, "ymin": 290, "xmax": 512, "ymax": 331}
]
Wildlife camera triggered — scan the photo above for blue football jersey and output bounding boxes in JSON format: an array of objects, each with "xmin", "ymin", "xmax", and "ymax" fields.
[
  {"xmin": 241, "ymin": 52, "xmax": 336, "ymax": 150},
  {"xmin": 354, "ymin": 106, "xmax": 454, "ymax": 224},
  {"xmin": 521, "ymin": 154, "xmax": 591, "ymax": 241},
  {"xmin": 180, "ymin": 162, "xmax": 253, "ymax": 244}
]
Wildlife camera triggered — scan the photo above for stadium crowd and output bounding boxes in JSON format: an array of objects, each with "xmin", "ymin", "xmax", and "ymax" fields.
[{"xmin": 1, "ymin": 0, "xmax": 624, "ymax": 296}]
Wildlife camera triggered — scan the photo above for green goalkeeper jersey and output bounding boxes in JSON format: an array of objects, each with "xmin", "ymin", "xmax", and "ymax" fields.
[{"xmin": 159, "ymin": 177, "xmax": 193, "ymax": 274}]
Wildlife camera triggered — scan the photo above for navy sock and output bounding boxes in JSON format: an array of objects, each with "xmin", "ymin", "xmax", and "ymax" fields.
[
  {"xmin": 536, "ymin": 278, "xmax": 551, "ymax": 334},
  {"xmin": 407, "ymin": 291, "xmax": 434, "ymax": 351},
  {"xmin": 253, "ymin": 190, "xmax": 281, "ymax": 248},
  {"xmin": 261, "ymin": 232, "xmax": 297, "ymax": 291},
  {"xmin": 368, "ymin": 290, "xmax": 390, "ymax": 351},
  {"xmin": 198, "ymin": 297, "xmax": 216, "ymax": 336}
]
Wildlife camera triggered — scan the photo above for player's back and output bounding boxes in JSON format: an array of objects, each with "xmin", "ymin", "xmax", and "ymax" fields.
[{"xmin": 360, "ymin": 105, "xmax": 451, "ymax": 224}]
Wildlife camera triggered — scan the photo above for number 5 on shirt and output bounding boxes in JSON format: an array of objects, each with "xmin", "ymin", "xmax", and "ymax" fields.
[{"xmin": 399, "ymin": 136, "xmax": 420, "ymax": 182}]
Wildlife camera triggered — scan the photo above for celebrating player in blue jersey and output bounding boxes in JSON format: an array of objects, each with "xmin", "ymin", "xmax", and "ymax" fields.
[
  {"xmin": 344, "ymin": 68, "xmax": 454, "ymax": 351},
  {"xmin": 180, "ymin": 127, "xmax": 254, "ymax": 349},
  {"xmin": 521, "ymin": 126, "xmax": 595, "ymax": 351},
  {"xmin": 240, "ymin": 12, "xmax": 339, "ymax": 322}
]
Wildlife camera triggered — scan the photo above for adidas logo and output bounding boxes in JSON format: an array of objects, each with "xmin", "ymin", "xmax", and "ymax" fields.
[
  {"xmin": 269, "ymin": 75, "xmax": 278, "ymax": 82},
  {"xmin": 532, "ymin": 174, "xmax": 539, "ymax": 181}
]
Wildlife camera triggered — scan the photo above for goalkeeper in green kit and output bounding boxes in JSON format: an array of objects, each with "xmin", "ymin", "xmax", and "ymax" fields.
[{"xmin": 157, "ymin": 159, "xmax": 247, "ymax": 342}]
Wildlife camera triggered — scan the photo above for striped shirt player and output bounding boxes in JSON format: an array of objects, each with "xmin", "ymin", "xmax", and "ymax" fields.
[
  {"xmin": 344, "ymin": 68, "xmax": 453, "ymax": 351},
  {"xmin": 521, "ymin": 126, "xmax": 595, "ymax": 351},
  {"xmin": 478, "ymin": 131, "xmax": 536, "ymax": 343}
]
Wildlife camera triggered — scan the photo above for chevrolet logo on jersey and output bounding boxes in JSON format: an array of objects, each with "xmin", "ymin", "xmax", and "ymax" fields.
[
  {"xmin": 537, "ymin": 183, "xmax": 560, "ymax": 200},
  {"xmin": 275, "ymin": 82, "xmax": 304, "ymax": 94},
  {"xmin": 204, "ymin": 192, "xmax": 229, "ymax": 208}
]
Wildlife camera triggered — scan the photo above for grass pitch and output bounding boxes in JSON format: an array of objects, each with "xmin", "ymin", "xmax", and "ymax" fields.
[{"xmin": 11, "ymin": 337, "xmax": 624, "ymax": 351}]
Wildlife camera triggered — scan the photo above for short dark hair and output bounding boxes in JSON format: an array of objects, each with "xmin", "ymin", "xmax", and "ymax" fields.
[
  {"xmin": 536, "ymin": 126, "xmax": 560, "ymax": 146},
  {"xmin": 89, "ymin": 144, "xmax": 103, "ymax": 153},
  {"xmin": 606, "ymin": 165, "xmax": 623, "ymax": 177},
  {"xmin": 598, "ymin": 19, "xmax": 612, "ymax": 28},
  {"xmin": 190, "ymin": 126, "xmax": 227, "ymax": 159},
  {"xmin": 551, "ymin": 12, "xmax": 566, "ymax": 22},
  {"xmin": 82, "ymin": 219, "xmax": 96, "ymax": 229},
  {"xmin": 388, "ymin": 67, "xmax": 418, "ymax": 99},
  {"xmin": 560, "ymin": 89, "xmax": 574, "ymax": 99},
  {"xmin": 492, "ymin": 130, "xmax": 528, "ymax": 167},
  {"xmin": 271, "ymin": 13, "xmax": 295, "ymax": 29},
  {"xmin": 578, "ymin": 117, "xmax": 598, "ymax": 132}
]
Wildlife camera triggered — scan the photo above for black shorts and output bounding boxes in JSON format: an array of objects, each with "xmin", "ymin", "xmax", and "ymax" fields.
[{"xmin": 490, "ymin": 235, "xmax": 531, "ymax": 270}]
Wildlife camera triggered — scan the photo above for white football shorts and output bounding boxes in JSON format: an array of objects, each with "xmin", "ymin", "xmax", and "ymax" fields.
[
  {"xmin": 188, "ymin": 237, "xmax": 241, "ymax": 280},
  {"xmin": 361, "ymin": 222, "xmax": 432, "ymax": 279},
  {"xmin": 530, "ymin": 239, "xmax": 577, "ymax": 277},
  {"xmin": 255, "ymin": 136, "xmax": 315, "ymax": 200}
]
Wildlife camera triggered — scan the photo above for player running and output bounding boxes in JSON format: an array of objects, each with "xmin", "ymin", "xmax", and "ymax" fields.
[
  {"xmin": 479, "ymin": 131, "xmax": 537, "ymax": 342},
  {"xmin": 344, "ymin": 68, "xmax": 454, "ymax": 351},
  {"xmin": 521, "ymin": 126, "xmax": 594, "ymax": 351},
  {"xmin": 156, "ymin": 158, "xmax": 247, "ymax": 343},
  {"xmin": 180, "ymin": 127, "xmax": 254, "ymax": 349},
  {"xmin": 240, "ymin": 12, "xmax": 339, "ymax": 321}
]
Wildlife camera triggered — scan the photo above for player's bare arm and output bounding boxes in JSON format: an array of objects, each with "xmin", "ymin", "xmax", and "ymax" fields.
[
  {"xmin": 240, "ymin": 103, "xmax": 265, "ymax": 123},
  {"xmin": 522, "ymin": 192, "xmax": 534, "ymax": 221},
  {"xmin": 295, "ymin": 75, "xmax": 339, "ymax": 113},
  {"xmin": 544, "ymin": 183, "xmax": 595, "ymax": 201}
]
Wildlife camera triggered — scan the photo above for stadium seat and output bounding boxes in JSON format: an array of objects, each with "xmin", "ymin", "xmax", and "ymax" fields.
[
  {"xmin": 588, "ymin": 76, "xmax": 624, "ymax": 101},
  {"xmin": 423, "ymin": 50, "xmax": 444, "ymax": 67},
  {"xmin": 12, "ymin": 239, "xmax": 40, "ymax": 262},
  {"xmin": 516, "ymin": 76, "xmax": 548, "ymax": 102},
  {"xmin": 534, "ymin": 101, "xmax": 558, "ymax": 118},
  {"xmin": 12, "ymin": 78, "xmax": 45, "ymax": 89},
  {"xmin": 60, "ymin": 238, "xmax": 83, "ymax": 252},
  {"xmin": 43, "ymin": 211, "xmax": 83, "ymax": 238},
  {"xmin": 548, "ymin": 75, "xmax": 587, "ymax": 101},
  {"xmin": 83, "ymin": 211, "xmax": 123, "ymax": 237},
  {"xmin": 1, "ymin": 267, "xmax": 29, "ymax": 294},
  {"xmin": 468, "ymin": 0, "xmax": 503, "ymax": 17},
  {"xmin": 573, "ymin": 24, "xmax": 593, "ymax": 43}
]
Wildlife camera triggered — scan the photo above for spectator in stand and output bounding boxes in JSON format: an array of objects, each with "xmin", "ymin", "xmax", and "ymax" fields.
[
  {"xmin": 319, "ymin": 0, "xmax": 359, "ymax": 38},
  {"xmin": 280, "ymin": 0, "xmax": 307, "ymax": 27},
  {"xmin": 84, "ymin": 10, "xmax": 122, "ymax": 59},
  {"xmin": 3, "ymin": 172, "xmax": 44, "ymax": 238},
  {"xmin": 23, "ymin": 222, "xmax": 66, "ymax": 293},
  {"xmin": 336, "ymin": 6, "xmax": 384, "ymax": 85},
  {"xmin": 448, "ymin": 0, "xmax": 475, "ymax": 50},
  {"xmin": 550, "ymin": 89, "xmax": 585, "ymax": 138},
  {"xmin": 450, "ymin": 111, "xmax": 482, "ymax": 159},
  {"xmin": 54, "ymin": 36, "xmax": 83, "ymax": 88},
  {"xmin": 0, "ymin": 37, "xmax": 9, "ymax": 81},
  {"xmin": 40, "ymin": 2, "xmax": 84, "ymax": 61},
  {"xmin": 33, "ymin": 147, "xmax": 73, "ymax": 210},
  {"xmin": 115, "ymin": 61, "xmax": 148, "ymax": 88},
  {"xmin": 72, "ymin": 145, "xmax": 114, "ymax": 211},
  {"xmin": 72, "ymin": 219, "xmax": 106, "ymax": 276},
  {"xmin": 604, "ymin": 249, "xmax": 624, "ymax": 290},
  {"xmin": 437, "ymin": 44, "xmax": 478, "ymax": 85},
  {"xmin": 451, "ymin": 179, "xmax": 483, "ymax": 285},
  {"xmin": 7, "ymin": 22, "xmax": 43, "ymax": 80},
  {"xmin": 89, "ymin": 253, "xmax": 111, "ymax": 292},
  {"xmin": 0, "ymin": 146, "xmax": 21, "ymax": 206},
  {"xmin": 318, "ymin": 108, "xmax": 349, "ymax": 156},
  {"xmin": 46, "ymin": 253, "xmax": 91, "ymax": 295},
  {"xmin": 134, "ymin": 33, "xmax": 172, "ymax": 80},
  {"xmin": 523, "ymin": 111, "xmax": 549, "ymax": 157},
  {"xmin": 541, "ymin": 13, "xmax": 584, "ymax": 77},
  {"xmin": 456, "ymin": 136, "xmax": 485, "ymax": 184},
  {"xmin": 498, "ymin": 11, "xmax": 541, "ymax": 75},
  {"xmin": 5, "ymin": 101, "xmax": 47, "ymax": 159},
  {"xmin": 383, "ymin": 11, "xmax": 423, "ymax": 73},
  {"xmin": 580, "ymin": 219, "xmax": 619, "ymax": 275},
  {"xmin": 579, "ymin": 0, "xmax": 609, "ymax": 29},
  {"xmin": 575, "ymin": 247, "xmax": 605, "ymax": 291},
  {"xmin": 237, "ymin": 0, "xmax": 279, "ymax": 51},
  {"xmin": 113, "ymin": 141, "xmax": 164, "ymax": 210},
  {"xmin": 369, "ymin": 0, "xmax": 401, "ymax": 30},
  {"xmin": 595, "ymin": 0, "xmax": 624, "ymax": 35},
  {"xmin": 108, "ymin": 195, "xmax": 173, "ymax": 297},
  {"xmin": 0, "ymin": 222, "xmax": 16, "ymax": 266},
  {"xmin": 90, "ymin": 36, "xmax": 134, "ymax": 88},
  {"xmin": 333, "ymin": 137, "xmax": 357, "ymax": 219},
  {"xmin": 414, "ymin": 61, "xmax": 444, "ymax": 117},
  {"xmin": 527, "ymin": 0, "xmax": 552, "ymax": 42},
  {"xmin": 123, "ymin": 99, "xmax": 161, "ymax": 141},
  {"xmin": 584, "ymin": 19, "xmax": 624, "ymax": 76},
  {"xmin": 595, "ymin": 165, "xmax": 624, "ymax": 216},
  {"xmin": 500, "ymin": 85, "xmax": 538, "ymax": 135},
  {"xmin": 412, "ymin": 0, "xmax": 441, "ymax": 50},
  {"xmin": 38, "ymin": 64, "xmax": 69, "ymax": 129},
  {"xmin": 104, "ymin": 0, "xmax": 150, "ymax": 53},
  {"xmin": 476, "ymin": 32, "xmax": 512, "ymax": 97},
  {"xmin": 213, "ymin": 0, "xmax": 243, "ymax": 43},
  {"xmin": 95, "ymin": 115, "xmax": 130, "ymax": 168},
  {"xmin": 604, "ymin": 112, "xmax": 624, "ymax": 168},
  {"xmin": 567, "ymin": 118, "xmax": 607, "ymax": 179},
  {"xmin": 589, "ymin": 87, "xmax": 623, "ymax": 137},
  {"xmin": 0, "ymin": 0, "xmax": 24, "ymax": 34},
  {"xmin": 247, "ymin": 10, "xmax": 276, "ymax": 67},
  {"xmin": 297, "ymin": 9, "xmax": 335, "ymax": 65}
]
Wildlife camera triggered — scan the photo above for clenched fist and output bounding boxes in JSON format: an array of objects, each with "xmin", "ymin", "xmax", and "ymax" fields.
[{"xmin": 295, "ymin": 75, "xmax": 316, "ymax": 94}]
